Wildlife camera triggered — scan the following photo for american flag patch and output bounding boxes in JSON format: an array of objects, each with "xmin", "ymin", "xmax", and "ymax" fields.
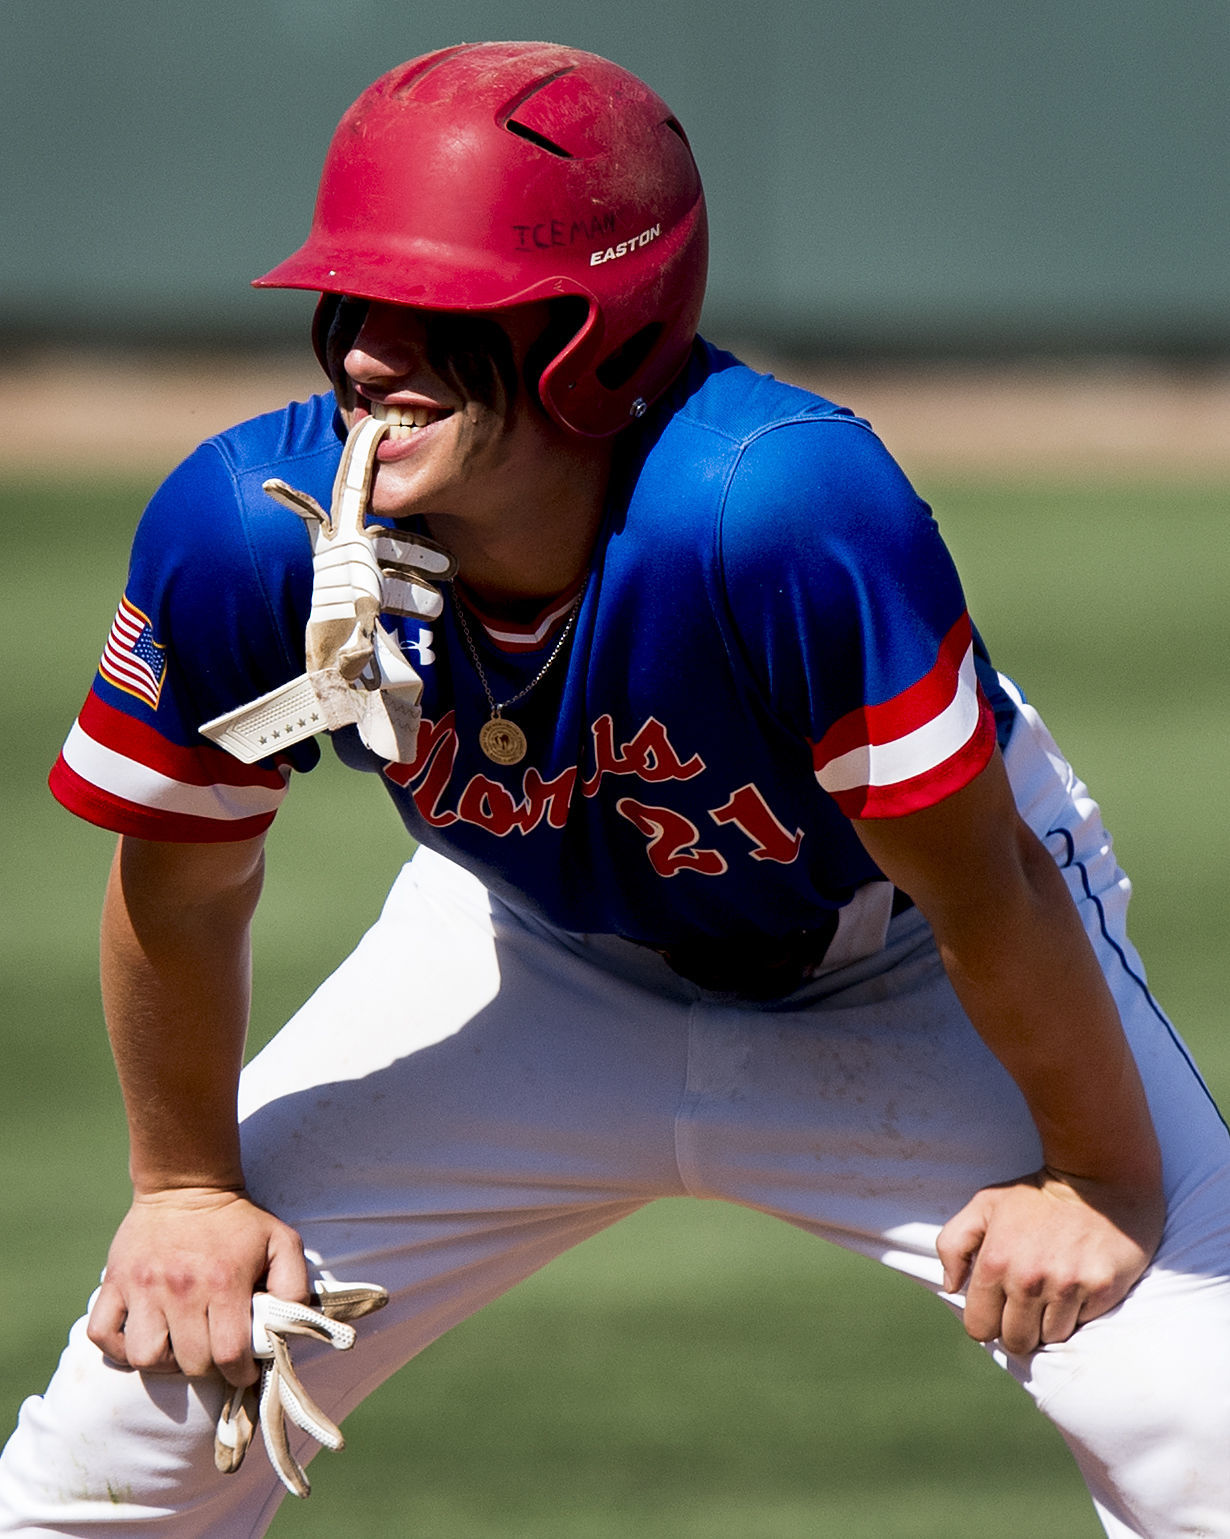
[{"xmin": 99, "ymin": 595, "xmax": 167, "ymax": 710}]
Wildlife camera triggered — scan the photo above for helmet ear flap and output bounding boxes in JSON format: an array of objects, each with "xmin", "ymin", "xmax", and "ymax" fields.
[
  {"xmin": 522, "ymin": 296, "xmax": 591, "ymax": 416},
  {"xmin": 539, "ymin": 302, "xmax": 694, "ymax": 437}
]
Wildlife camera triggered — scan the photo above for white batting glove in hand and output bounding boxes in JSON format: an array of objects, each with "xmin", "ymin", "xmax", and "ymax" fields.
[
  {"xmin": 215, "ymin": 1278, "xmax": 388, "ymax": 1499},
  {"xmin": 200, "ymin": 414, "xmax": 456, "ymax": 765}
]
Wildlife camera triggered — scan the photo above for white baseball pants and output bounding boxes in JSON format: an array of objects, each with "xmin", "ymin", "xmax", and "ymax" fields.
[{"xmin": 2, "ymin": 699, "xmax": 1229, "ymax": 1538}]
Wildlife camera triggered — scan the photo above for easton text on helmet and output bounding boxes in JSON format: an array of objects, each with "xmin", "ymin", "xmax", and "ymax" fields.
[{"xmin": 589, "ymin": 226, "xmax": 663, "ymax": 266}]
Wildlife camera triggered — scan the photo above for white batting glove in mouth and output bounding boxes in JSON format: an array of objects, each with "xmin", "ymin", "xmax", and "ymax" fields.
[
  {"xmin": 200, "ymin": 414, "xmax": 456, "ymax": 765},
  {"xmin": 215, "ymin": 1278, "xmax": 389, "ymax": 1499}
]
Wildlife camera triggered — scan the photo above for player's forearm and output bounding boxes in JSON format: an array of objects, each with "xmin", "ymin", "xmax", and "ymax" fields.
[
  {"xmin": 100, "ymin": 835, "xmax": 266, "ymax": 1195},
  {"xmin": 853, "ymin": 754, "xmax": 1161, "ymax": 1197},
  {"xmin": 931, "ymin": 830, "xmax": 1161, "ymax": 1194}
]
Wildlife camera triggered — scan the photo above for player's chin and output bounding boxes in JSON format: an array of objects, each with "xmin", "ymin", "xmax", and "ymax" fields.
[{"xmin": 367, "ymin": 467, "xmax": 436, "ymax": 523}]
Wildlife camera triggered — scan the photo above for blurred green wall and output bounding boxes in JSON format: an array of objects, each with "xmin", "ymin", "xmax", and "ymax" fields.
[{"xmin": 5, "ymin": 0, "xmax": 1227, "ymax": 353}]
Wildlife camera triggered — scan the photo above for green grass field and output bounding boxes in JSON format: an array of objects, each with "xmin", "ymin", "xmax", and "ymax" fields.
[{"xmin": 1, "ymin": 467, "xmax": 1225, "ymax": 1536}]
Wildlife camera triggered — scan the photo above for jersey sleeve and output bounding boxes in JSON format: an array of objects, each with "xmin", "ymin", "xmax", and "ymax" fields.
[
  {"xmin": 49, "ymin": 438, "xmax": 319, "ymax": 842},
  {"xmin": 715, "ymin": 414, "xmax": 996, "ymax": 819}
]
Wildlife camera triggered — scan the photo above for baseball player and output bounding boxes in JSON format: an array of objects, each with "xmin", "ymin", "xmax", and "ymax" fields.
[{"xmin": 2, "ymin": 40, "xmax": 1229, "ymax": 1538}]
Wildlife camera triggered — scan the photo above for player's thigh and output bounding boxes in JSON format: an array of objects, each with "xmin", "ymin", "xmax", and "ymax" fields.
[
  {"xmin": 674, "ymin": 907, "xmax": 1045, "ymax": 1276},
  {"xmin": 676, "ymin": 892, "xmax": 1229, "ymax": 1292},
  {"xmin": 240, "ymin": 846, "xmax": 690, "ymax": 1206},
  {"xmin": 237, "ymin": 846, "xmax": 694, "ymax": 1307}
]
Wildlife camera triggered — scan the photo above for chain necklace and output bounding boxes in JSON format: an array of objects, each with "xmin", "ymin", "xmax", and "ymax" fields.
[{"xmin": 451, "ymin": 586, "xmax": 585, "ymax": 765}]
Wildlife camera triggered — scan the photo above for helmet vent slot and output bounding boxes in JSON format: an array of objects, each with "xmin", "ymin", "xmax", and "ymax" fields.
[
  {"xmin": 664, "ymin": 116, "xmax": 689, "ymax": 144},
  {"xmin": 504, "ymin": 119, "xmax": 574, "ymax": 158},
  {"xmin": 390, "ymin": 45, "xmax": 474, "ymax": 98},
  {"xmin": 596, "ymin": 323, "xmax": 663, "ymax": 392}
]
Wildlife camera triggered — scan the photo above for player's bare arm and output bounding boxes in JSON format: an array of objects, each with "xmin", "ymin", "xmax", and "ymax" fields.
[
  {"xmin": 853, "ymin": 749, "xmax": 1165, "ymax": 1357},
  {"xmin": 88, "ymin": 833, "xmax": 309, "ymax": 1386}
]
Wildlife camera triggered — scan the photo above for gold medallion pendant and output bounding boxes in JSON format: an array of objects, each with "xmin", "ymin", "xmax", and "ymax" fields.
[
  {"xmin": 478, "ymin": 715, "xmax": 528, "ymax": 766},
  {"xmin": 452, "ymin": 584, "xmax": 586, "ymax": 771}
]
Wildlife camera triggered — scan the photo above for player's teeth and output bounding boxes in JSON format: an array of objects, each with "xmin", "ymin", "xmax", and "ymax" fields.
[{"xmin": 372, "ymin": 403, "xmax": 438, "ymax": 433}]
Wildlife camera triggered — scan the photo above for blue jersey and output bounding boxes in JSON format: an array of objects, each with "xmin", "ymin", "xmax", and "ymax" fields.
[{"xmin": 51, "ymin": 341, "xmax": 1006, "ymax": 949}]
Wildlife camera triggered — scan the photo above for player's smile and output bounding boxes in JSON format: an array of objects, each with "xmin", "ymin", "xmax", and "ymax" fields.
[
  {"xmin": 367, "ymin": 399, "xmax": 453, "ymax": 439},
  {"xmin": 353, "ymin": 396, "xmax": 456, "ymax": 466}
]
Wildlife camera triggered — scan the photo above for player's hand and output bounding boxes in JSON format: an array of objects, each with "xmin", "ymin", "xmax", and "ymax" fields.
[
  {"xmin": 936, "ymin": 1167, "xmax": 1165, "ymax": 1356},
  {"xmin": 87, "ymin": 1187, "xmax": 310, "ymax": 1387}
]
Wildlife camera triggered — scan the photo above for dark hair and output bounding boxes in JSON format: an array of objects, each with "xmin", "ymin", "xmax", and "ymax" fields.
[
  {"xmin": 423, "ymin": 311, "xmax": 519, "ymax": 413},
  {"xmin": 321, "ymin": 295, "xmax": 587, "ymax": 422}
]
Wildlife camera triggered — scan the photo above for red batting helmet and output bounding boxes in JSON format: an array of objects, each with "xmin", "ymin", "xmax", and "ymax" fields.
[{"xmin": 254, "ymin": 41, "xmax": 708, "ymax": 437}]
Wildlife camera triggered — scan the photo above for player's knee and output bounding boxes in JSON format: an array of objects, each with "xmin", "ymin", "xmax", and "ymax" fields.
[{"xmin": 1034, "ymin": 1294, "xmax": 1230, "ymax": 1528}]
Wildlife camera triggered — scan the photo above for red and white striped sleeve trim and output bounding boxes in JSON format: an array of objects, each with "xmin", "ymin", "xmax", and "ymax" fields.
[
  {"xmin": 48, "ymin": 693, "xmax": 289, "ymax": 842},
  {"xmin": 810, "ymin": 614, "xmax": 996, "ymax": 818}
]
